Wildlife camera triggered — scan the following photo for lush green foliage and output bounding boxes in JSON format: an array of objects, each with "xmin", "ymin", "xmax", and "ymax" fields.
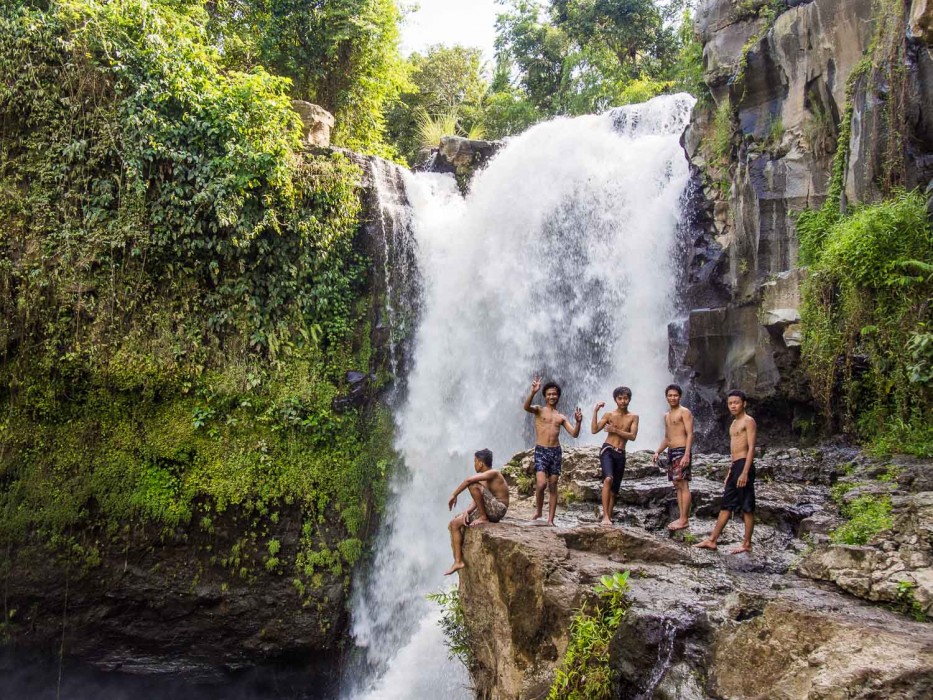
[
  {"xmin": 0, "ymin": 0, "xmax": 393, "ymax": 588},
  {"xmin": 427, "ymin": 587, "xmax": 474, "ymax": 670},
  {"xmin": 380, "ymin": 2, "xmax": 706, "ymax": 152},
  {"xmin": 670, "ymin": 8, "xmax": 708, "ymax": 105},
  {"xmin": 894, "ymin": 580, "xmax": 929, "ymax": 622},
  {"xmin": 798, "ymin": 190, "xmax": 933, "ymax": 454},
  {"xmin": 548, "ymin": 571, "xmax": 630, "ymax": 700},
  {"xmin": 829, "ymin": 486, "xmax": 893, "ymax": 545},
  {"xmin": 207, "ymin": 0, "xmax": 409, "ymax": 155},
  {"xmin": 386, "ymin": 45, "xmax": 488, "ymax": 163},
  {"xmin": 494, "ymin": 0, "xmax": 688, "ymax": 119}
]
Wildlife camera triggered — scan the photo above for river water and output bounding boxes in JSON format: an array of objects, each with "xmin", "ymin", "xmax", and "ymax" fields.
[{"xmin": 345, "ymin": 94, "xmax": 696, "ymax": 699}]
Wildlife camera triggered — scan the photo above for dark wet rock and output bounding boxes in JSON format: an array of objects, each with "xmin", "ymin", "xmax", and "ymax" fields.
[
  {"xmin": 679, "ymin": 0, "xmax": 906, "ymax": 433},
  {"xmin": 420, "ymin": 136, "xmax": 501, "ymax": 192},
  {"xmin": 3, "ymin": 505, "xmax": 347, "ymax": 689},
  {"xmin": 331, "ymin": 370, "xmax": 376, "ymax": 411}
]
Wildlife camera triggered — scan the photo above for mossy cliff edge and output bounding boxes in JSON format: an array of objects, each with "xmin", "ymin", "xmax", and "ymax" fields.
[{"xmin": 0, "ymin": 1, "xmax": 402, "ymax": 686}]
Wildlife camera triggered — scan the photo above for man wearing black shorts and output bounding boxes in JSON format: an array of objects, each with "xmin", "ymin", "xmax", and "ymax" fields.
[
  {"xmin": 592, "ymin": 387, "xmax": 639, "ymax": 525},
  {"xmin": 695, "ymin": 390, "xmax": 757, "ymax": 554}
]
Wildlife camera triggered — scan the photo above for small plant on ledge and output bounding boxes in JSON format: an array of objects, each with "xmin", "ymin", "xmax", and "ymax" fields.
[
  {"xmin": 426, "ymin": 587, "xmax": 474, "ymax": 671},
  {"xmin": 548, "ymin": 571, "xmax": 630, "ymax": 700}
]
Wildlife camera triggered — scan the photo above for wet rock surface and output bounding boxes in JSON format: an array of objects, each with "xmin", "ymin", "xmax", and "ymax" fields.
[
  {"xmin": 462, "ymin": 447, "xmax": 933, "ymax": 699},
  {"xmin": 420, "ymin": 136, "xmax": 502, "ymax": 192},
  {"xmin": 2, "ymin": 505, "xmax": 347, "ymax": 693}
]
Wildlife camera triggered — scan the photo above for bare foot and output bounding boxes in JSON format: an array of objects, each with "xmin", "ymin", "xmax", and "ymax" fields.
[
  {"xmin": 468, "ymin": 518, "xmax": 489, "ymax": 528},
  {"xmin": 600, "ymin": 518, "xmax": 613, "ymax": 527},
  {"xmin": 729, "ymin": 544, "xmax": 752, "ymax": 555},
  {"xmin": 547, "ymin": 520, "xmax": 556, "ymax": 527},
  {"xmin": 443, "ymin": 562, "xmax": 465, "ymax": 576},
  {"xmin": 531, "ymin": 512, "xmax": 542, "ymax": 521},
  {"xmin": 668, "ymin": 519, "xmax": 689, "ymax": 531},
  {"xmin": 693, "ymin": 539, "xmax": 717, "ymax": 550}
]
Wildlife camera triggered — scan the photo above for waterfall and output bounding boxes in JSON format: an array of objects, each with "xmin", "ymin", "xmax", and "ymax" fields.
[
  {"xmin": 345, "ymin": 93, "xmax": 696, "ymax": 699},
  {"xmin": 637, "ymin": 617, "xmax": 680, "ymax": 699},
  {"xmin": 365, "ymin": 157, "xmax": 422, "ymax": 395}
]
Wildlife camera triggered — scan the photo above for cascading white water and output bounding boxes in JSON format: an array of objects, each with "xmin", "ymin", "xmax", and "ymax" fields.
[{"xmin": 346, "ymin": 93, "xmax": 696, "ymax": 699}]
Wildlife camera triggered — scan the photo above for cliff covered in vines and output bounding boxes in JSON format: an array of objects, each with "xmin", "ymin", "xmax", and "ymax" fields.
[{"xmin": 0, "ymin": 0, "xmax": 395, "ymax": 669}]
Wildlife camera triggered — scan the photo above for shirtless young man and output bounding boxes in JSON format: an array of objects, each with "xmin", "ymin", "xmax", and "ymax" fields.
[
  {"xmin": 445, "ymin": 448, "xmax": 510, "ymax": 575},
  {"xmin": 695, "ymin": 390, "xmax": 757, "ymax": 554},
  {"xmin": 524, "ymin": 376, "xmax": 582, "ymax": 526},
  {"xmin": 652, "ymin": 384, "xmax": 695, "ymax": 531},
  {"xmin": 592, "ymin": 387, "xmax": 639, "ymax": 526}
]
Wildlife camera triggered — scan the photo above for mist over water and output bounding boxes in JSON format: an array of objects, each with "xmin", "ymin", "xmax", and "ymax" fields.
[{"xmin": 346, "ymin": 94, "xmax": 696, "ymax": 698}]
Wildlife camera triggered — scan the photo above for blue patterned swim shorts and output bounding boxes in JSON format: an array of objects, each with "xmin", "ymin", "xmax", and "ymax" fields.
[{"xmin": 534, "ymin": 445, "xmax": 562, "ymax": 477}]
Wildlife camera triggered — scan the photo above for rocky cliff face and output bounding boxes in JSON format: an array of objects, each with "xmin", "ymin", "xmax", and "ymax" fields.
[
  {"xmin": 3, "ymin": 505, "xmax": 347, "ymax": 694},
  {"xmin": 677, "ymin": 0, "xmax": 933, "ymax": 438},
  {"xmin": 457, "ymin": 448, "xmax": 933, "ymax": 699}
]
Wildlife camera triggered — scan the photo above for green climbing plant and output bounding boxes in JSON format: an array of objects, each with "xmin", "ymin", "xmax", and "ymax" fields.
[
  {"xmin": 793, "ymin": 1, "xmax": 931, "ymax": 454},
  {"xmin": 548, "ymin": 571, "xmax": 630, "ymax": 700},
  {"xmin": 0, "ymin": 0, "xmax": 397, "ymax": 591}
]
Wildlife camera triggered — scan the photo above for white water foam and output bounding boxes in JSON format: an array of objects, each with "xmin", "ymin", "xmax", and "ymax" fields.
[{"xmin": 347, "ymin": 93, "xmax": 696, "ymax": 698}]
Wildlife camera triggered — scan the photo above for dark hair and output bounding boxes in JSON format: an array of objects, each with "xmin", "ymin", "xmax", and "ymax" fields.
[
  {"xmin": 664, "ymin": 384, "xmax": 683, "ymax": 397},
  {"xmin": 474, "ymin": 448, "xmax": 493, "ymax": 467},
  {"xmin": 612, "ymin": 386, "xmax": 632, "ymax": 399},
  {"xmin": 542, "ymin": 382, "xmax": 562, "ymax": 399},
  {"xmin": 727, "ymin": 389, "xmax": 747, "ymax": 402}
]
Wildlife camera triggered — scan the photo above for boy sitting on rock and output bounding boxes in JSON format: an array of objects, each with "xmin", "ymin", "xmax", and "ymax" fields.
[{"xmin": 444, "ymin": 448, "xmax": 510, "ymax": 575}]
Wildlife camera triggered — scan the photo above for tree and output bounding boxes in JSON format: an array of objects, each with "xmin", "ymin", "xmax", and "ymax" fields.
[
  {"xmin": 554, "ymin": 0, "xmax": 682, "ymax": 79},
  {"xmin": 493, "ymin": 0, "xmax": 690, "ymax": 119},
  {"xmin": 208, "ymin": 0, "xmax": 409, "ymax": 156},
  {"xmin": 495, "ymin": 0, "xmax": 571, "ymax": 114},
  {"xmin": 386, "ymin": 45, "xmax": 489, "ymax": 164}
]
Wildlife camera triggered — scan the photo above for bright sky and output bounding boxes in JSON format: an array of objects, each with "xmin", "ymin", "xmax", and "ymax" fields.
[{"xmin": 400, "ymin": 0, "xmax": 501, "ymax": 65}]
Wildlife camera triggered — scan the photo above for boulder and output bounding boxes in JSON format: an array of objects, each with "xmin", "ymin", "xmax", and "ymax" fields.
[
  {"xmin": 710, "ymin": 603, "xmax": 933, "ymax": 698},
  {"xmin": 911, "ymin": 0, "xmax": 933, "ymax": 44},
  {"xmin": 799, "ymin": 491, "xmax": 933, "ymax": 614},
  {"xmin": 422, "ymin": 136, "xmax": 502, "ymax": 192},
  {"xmin": 291, "ymin": 100, "xmax": 335, "ymax": 147}
]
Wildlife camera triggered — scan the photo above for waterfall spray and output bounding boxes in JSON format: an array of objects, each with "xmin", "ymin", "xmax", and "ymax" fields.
[{"xmin": 346, "ymin": 93, "xmax": 696, "ymax": 698}]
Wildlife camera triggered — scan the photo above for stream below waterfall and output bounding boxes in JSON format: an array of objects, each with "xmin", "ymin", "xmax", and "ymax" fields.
[{"xmin": 344, "ymin": 93, "xmax": 696, "ymax": 699}]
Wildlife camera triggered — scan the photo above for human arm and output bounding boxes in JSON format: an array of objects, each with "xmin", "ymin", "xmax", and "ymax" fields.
[
  {"xmin": 607, "ymin": 415, "xmax": 639, "ymax": 441},
  {"xmin": 523, "ymin": 376, "xmax": 541, "ymax": 414},
  {"xmin": 563, "ymin": 408, "xmax": 583, "ymax": 438},
  {"xmin": 591, "ymin": 402, "xmax": 609, "ymax": 434},
  {"xmin": 737, "ymin": 418, "xmax": 757, "ymax": 487},
  {"xmin": 683, "ymin": 410, "xmax": 695, "ymax": 464},
  {"xmin": 653, "ymin": 418, "xmax": 669, "ymax": 463},
  {"xmin": 448, "ymin": 471, "xmax": 496, "ymax": 510}
]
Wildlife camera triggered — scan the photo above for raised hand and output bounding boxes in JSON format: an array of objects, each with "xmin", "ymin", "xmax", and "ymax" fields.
[
  {"xmin": 574, "ymin": 407, "xmax": 583, "ymax": 423},
  {"xmin": 531, "ymin": 375, "xmax": 541, "ymax": 394},
  {"xmin": 594, "ymin": 401, "xmax": 605, "ymax": 411}
]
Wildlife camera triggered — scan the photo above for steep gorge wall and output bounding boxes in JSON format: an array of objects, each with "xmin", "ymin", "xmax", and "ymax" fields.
[{"xmin": 678, "ymin": 0, "xmax": 933, "ymax": 441}]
